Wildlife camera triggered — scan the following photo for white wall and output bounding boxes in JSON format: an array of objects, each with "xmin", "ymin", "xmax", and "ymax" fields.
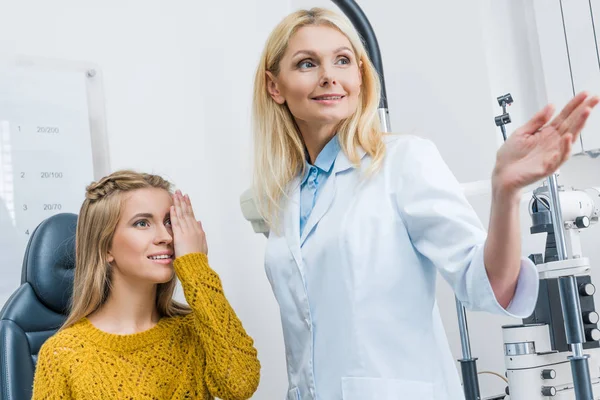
[
  {"xmin": 0, "ymin": 1, "xmax": 290, "ymax": 398},
  {"xmin": 3, "ymin": 0, "xmax": 600, "ymax": 399}
]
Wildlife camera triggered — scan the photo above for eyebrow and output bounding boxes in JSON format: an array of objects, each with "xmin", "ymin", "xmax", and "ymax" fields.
[
  {"xmin": 127, "ymin": 213, "xmax": 154, "ymax": 224},
  {"xmin": 292, "ymin": 46, "xmax": 354, "ymax": 59}
]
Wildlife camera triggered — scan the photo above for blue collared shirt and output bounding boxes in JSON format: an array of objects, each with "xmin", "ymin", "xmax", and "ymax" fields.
[{"xmin": 299, "ymin": 136, "xmax": 341, "ymax": 235}]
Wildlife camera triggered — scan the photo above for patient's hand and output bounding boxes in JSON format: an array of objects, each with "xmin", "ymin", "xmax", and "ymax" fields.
[{"xmin": 171, "ymin": 190, "xmax": 208, "ymax": 258}]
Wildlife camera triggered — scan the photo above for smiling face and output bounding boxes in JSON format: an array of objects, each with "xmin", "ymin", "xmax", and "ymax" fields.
[
  {"xmin": 267, "ymin": 25, "xmax": 362, "ymax": 131},
  {"xmin": 107, "ymin": 187, "xmax": 175, "ymax": 284}
]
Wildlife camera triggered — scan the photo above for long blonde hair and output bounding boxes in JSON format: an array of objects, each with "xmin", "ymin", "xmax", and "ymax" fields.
[
  {"xmin": 62, "ymin": 170, "xmax": 191, "ymax": 330},
  {"xmin": 252, "ymin": 7, "xmax": 386, "ymax": 229}
]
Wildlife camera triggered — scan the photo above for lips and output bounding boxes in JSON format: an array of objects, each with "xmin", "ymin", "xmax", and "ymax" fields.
[
  {"xmin": 147, "ymin": 251, "xmax": 173, "ymax": 260},
  {"xmin": 312, "ymin": 94, "xmax": 345, "ymax": 100},
  {"xmin": 148, "ymin": 254, "xmax": 172, "ymax": 260}
]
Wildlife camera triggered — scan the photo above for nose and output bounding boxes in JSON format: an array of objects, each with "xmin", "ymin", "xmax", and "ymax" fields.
[
  {"xmin": 155, "ymin": 223, "xmax": 173, "ymax": 245},
  {"xmin": 319, "ymin": 66, "xmax": 337, "ymax": 87}
]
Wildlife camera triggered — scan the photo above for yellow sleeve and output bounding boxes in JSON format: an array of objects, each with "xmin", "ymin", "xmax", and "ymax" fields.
[
  {"xmin": 173, "ymin": 253, "xmax": 260, "ymax": 400},
  {"xmin": 32, "ymin": 340, "xmax": 71, "ymax": 399}
]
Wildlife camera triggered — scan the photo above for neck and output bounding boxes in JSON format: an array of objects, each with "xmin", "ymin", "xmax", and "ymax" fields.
[
  {"xmin": 88, "ymin": 272, "xmax": 160, "ymax": 335},
  {"xmin": 297, "ymin": 120, "xmax": 338, "ymax": 164}
]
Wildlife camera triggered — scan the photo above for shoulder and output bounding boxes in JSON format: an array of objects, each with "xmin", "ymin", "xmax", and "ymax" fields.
[
  {"xmin": 161, "ymin": 313, "xmax": 197, "ymax": 338},
  {"xmin": 376, "ymin": 133, "xmax": 459, "ymax": 195},
  {"xmin": 37, "ymin": 322, "xmax": 86, "ymax": 365},
  {"xmin": 377, "ymin": 133, "xmax": 446, "ymax": 176},
  {"xmin": 382, "ymin": 133, "xmax": 440, "ymax": 161}
]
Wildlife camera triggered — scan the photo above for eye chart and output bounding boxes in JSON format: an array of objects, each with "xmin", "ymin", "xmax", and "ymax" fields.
[{"xmin": 0, "ymin": 60, "xmax": 108, "ymax": 306}]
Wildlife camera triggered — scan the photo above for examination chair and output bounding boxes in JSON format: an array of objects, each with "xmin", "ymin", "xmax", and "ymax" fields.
[{"xmin": 0, "ymin": 213, "xmax": 77, "ymax": 400}]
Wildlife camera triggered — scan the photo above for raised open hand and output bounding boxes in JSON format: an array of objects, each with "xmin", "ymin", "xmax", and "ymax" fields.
[
  {"xmin": 170, "ymin": 190, "xmax": 208, "ymax": 257},
  {"xmin": 493, "ymin": 92, "xmax": 600, "ymax": 193}
]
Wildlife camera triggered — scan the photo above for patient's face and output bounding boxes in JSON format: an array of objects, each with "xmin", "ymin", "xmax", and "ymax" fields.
[{"xmin": 107, "ymin": 188, "xmax": 175, "ymax": 284}]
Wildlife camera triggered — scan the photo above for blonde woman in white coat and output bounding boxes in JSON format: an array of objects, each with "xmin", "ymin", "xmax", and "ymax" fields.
[{"xmin": 251, "ymin": 7, "xmax": 600, "ymax": 400}]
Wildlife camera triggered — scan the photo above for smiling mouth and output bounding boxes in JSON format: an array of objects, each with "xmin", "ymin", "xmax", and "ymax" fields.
[
  {"xmin": 148, "ymin": 255, "xmax": 173, "ymax": 262},
  {"xmin": 312, "ymin": 95, "xmax": 345, "ymax": 101}
]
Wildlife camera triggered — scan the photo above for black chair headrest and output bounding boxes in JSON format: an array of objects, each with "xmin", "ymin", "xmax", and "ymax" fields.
[{"xmin": 21, "ymin": 213, "xmax": 77, "ymax": 314}]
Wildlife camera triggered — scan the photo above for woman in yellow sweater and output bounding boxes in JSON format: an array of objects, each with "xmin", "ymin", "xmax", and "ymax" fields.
[{"xmin": 32, "ymin": 170, "xmax": 260, "ymax": 399}]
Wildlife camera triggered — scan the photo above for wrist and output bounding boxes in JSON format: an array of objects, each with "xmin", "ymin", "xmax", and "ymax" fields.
[{"xmin": 492, "ymin": 168, "xmax": 522, "ymax": 205}]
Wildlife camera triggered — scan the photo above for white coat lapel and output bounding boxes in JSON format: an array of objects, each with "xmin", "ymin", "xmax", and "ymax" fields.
[
  {"xmin": 284, "ymin": 176, "xmax": 303, "ymax": 265},
  {"xmin": 299, "ymin": 168, "xmax": 337, "ymax": 246},
  {"xmin": 299, "ymin": 148, "xmax": 365, "ymax": 246}
]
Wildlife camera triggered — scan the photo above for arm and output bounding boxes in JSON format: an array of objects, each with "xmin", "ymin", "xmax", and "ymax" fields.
[
  {"xmin": 32, "ymin": 341, "xmax": 71, "ymax": 399},
  {"xmin": 394, "ymin": 137, "xmax": 538, "ymax": 317},
  {"xmin": 483, "ymin": 185, "xmax": 522, "ymax": 308},
  {"xmin": 174, "ymin": 253, "xmax": 260, "ymax": 400},
  {"xmin": 170, "ymin": 191, "xmax": 260, "ymax": 400}
]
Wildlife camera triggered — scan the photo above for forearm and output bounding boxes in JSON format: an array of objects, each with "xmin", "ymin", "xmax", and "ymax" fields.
[
  {"xmin": 175, "ymin": 253, "xmax": 251, "ymax": 335},
  {"xmin": 174, "ymin": 253, "xmax": 260, "ymax": 399},
  {"xmin": 484, "ymin": 182, "xmax": 522, "ymax": 309}
]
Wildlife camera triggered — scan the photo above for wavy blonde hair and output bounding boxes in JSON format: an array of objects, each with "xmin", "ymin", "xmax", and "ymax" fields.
[
  {"xmin": 61, "ymin": 170, "xmax": 191, "ymax": 330},
  {"xmin": 252, "ymin": 7, "xmax": 386, "ymax": 229}
]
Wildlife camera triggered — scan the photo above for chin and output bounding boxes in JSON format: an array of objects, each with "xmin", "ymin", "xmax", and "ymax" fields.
[
  {"xmin": 151, "ymin": 274, "xmax": 175, "ymax": 285},
  {"xmin": 317, "ymin": 110, "xmax": 354, "ymax": 123},
  {"xmin": 149, "ymin": 266, "xmax": 175, "ymax": 284}
]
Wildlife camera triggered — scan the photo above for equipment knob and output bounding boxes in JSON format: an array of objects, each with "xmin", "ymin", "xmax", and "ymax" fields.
[
  {"xmin": 583, "ymin": 311, "xmax": 600, "ymax": 324},
  {"xmin": 541, "ymin": 386, "xmax": 556, "ymax": 396},
  {"xmin": 580, "ymin": 283, "xmax": 596, "ymax": 296},
  {"xmin": 586, "ymin": 328, "xmax": 600, "ymax": 342},
  {"xmin": 541, "ymin": 369, "xmax": 556, "ymax": 380},
  {"xmin": 575, "ymin": 216, "xmax": 591, "ymax": 228}
]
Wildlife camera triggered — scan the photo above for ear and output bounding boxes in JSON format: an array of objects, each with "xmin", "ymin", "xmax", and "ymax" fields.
[
  {"xmin": 106, "ymin": 250, "xmax": 114, "ymax": 263},
  {"xmin": 266, "ymin": 71, "xmax": 286, "ymax": 105}
]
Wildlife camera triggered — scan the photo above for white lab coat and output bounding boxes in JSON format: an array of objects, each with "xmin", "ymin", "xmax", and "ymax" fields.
[{"xmin": 264, "ymin": 134, "xmax": 539, "ymax": 400}]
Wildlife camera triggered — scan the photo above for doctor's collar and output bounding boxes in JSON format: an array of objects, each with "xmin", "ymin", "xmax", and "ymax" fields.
[{"xmin": 302, "ymin": 135, "xmax": 340, "ymax": 179}]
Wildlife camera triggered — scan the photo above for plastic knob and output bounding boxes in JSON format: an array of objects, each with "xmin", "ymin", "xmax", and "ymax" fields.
[
  {"xmin": 541, "ymin": 369, "xmax": 556, "ymax": 380},
  {"xmin": 580, "ymin": 283, "xmax": 596, "ymax": 296},
  {"xmin": 541, "ymin": 386, "xmax": 556, "ymax": 396},
  {"xmin": 586, "ymin": 328, "xmax": 600, "ymax": 342},
  {"xmin": 575, "ymin": 216, "xmax": 591, "ymax": 228},
  {"xmin": 583, "ymin": 311, "xmax": 600, "ymax": 325}
]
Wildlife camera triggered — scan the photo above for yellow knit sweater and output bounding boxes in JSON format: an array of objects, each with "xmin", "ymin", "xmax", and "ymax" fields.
[{"xmin": 31, "ymin": 253, "xmax": 260, "ymax": 399}]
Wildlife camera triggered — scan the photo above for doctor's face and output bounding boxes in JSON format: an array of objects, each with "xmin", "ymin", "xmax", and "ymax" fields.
[{"xmin": 267, "ymin": 25, "xmax": 362, "ymax": 129}]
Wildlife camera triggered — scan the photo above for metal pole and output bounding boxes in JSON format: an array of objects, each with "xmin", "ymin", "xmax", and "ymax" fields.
[
  {"xmin": 456, "ymin": 297, "xmax": 481, "ymax": 400},
  {"xmin": 378, "ymin": 108, "xmax": 391, "ymax": 133},
  {"xmin": 547, "ymin": 173, "xmax": 594, "ymax": 399}
]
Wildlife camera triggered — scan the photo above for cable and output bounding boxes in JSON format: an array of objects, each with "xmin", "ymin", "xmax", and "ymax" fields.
[{"xmin": 477, "ymin": 371, "xmax": 509, "ymax": 384}]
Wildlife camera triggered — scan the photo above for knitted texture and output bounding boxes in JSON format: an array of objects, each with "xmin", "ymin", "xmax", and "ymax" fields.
[{"xmin": 32, "ymin": 253, "xmax": 260, "ymax": 399}]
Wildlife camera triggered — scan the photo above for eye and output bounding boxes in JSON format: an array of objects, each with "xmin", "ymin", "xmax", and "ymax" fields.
[
  {"xmin": 298, "ymin": 59, "xmax": 316, "ymax": 69},
  {"xmin": 336, "ymin": 56, "xmax": 350, "ymax": 65},
  {"xmin": 164, "ymin": 218, "xmax": 172, "ymax": 228},
  {"xmin": 134, "ymin": 219, "xmax": 149, "ymax": 228}
]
